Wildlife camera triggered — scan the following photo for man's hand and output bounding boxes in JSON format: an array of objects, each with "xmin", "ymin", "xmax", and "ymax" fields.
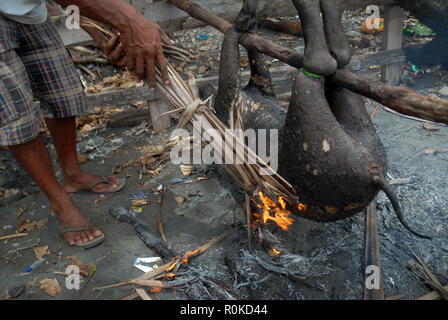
[
  {"xmin": 56, "ymin": 0, "xmax": 174, "ymax": 90},
  {"xmin": 117, "ymin": 14, "xmax": 174, "ymax": 90}
]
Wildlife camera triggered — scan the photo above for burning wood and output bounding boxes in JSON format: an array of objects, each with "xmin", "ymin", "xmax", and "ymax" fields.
[
  {"xmin": 94, "ymin": 227, "xmax": 240, "ymax": 292},
  {"xmin": 252, "ymin": 190, "xmax": 295, "ymax": 231},
  {"xmin": 181, "ymin": 248, "xmax": 201, "ymax": 264}
]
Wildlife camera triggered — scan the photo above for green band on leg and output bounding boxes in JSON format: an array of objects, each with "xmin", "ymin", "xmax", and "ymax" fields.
[{"xmin": 300, "ymin": 68, "xmax": 324, "ymax": 79}]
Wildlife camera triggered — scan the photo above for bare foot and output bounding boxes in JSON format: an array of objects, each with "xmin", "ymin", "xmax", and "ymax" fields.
[
  {"xmin": 63, "ymin": 172, "xmax": 120, "ymax": 194},
  {"xmin": 53, "ymin": 195, "xmax": 103, "ymax": 246}
]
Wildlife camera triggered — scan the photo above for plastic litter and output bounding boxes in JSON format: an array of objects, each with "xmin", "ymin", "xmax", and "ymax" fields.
[
  {"xmin": 133, "ymin": 257, "xmax": 161, "ymax": 273},
  {"xmin": 88, "ymin": 138, "xmax": 124, "ymax": 160},
  {"xmin": 22, "ymin": 258, "xmax": 45, "ymax": 274}
]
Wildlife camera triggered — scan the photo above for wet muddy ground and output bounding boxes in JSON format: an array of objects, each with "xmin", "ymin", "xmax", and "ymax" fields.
[{"xmin": 0, "ymin": 8, "xmax": 447, "ymax": 300}]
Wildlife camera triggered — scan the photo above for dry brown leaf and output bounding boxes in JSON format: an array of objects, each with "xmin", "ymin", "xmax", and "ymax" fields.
[
  {"xmin": 27, "ymin": 277, "xmax": 39, "ymax": 287},
  {"xmin": 16, "ymin": 206, "xmax": 27, "ymax": 218},
  {"xmin": 33, "ymin": 246, "xmax": 50, "ymax": 259},
  {"xmin": 39, "ymin": 279, "xmax": 61, "ymax": 297},
  {"xmin": 67, "ymin": 256, "xmax": 89, "ymax": 277},
  {"xmin": 199, "ymin": 44, "xmax": 214, "ymax": 51},
  {"xmin": 423, "ymin": 123, "xmax": 440, "ymax": 131},
  {"xmin": 35, "ymin": 218, "xmax": 48, "ymax": 231},
  {"xmin": 279, "ymin": 35, "xmax": 296, "ymax": 41},
  {"xmin": 17, "ymin": 218, "xmax": 35, "ymax": 233},
  {"xmin": 94, "ymin": 195, "xmax": 105, "ymax": 204},
  {"xmin": 132, "ymin": 199, "xmax": 151, "ymax": 207},
  {"xmin": 175, "ymin": 196, "xmax": 185, "ymax": 205},
  {"xmin": 145, "ymin": 166, "xmax": 165, "ymax": 177},
  {"xmin": 240, "ymin": 58, "xmax": 249, "ymax": 68},
  {"xmin": 198, "ymin": 65, "xmax": 209, "ymax": 74},
  {"xmin": 79, "ymin": 124, "xmax": 94, "ymax": 136}
]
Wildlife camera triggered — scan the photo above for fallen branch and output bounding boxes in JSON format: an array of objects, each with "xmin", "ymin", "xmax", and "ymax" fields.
[
  {"xmin": 94, "ymin": 227, "xmax": 240, "ymax": 291},
  {"xmin": 135, "ymin": 288, "xmax": 152, "ymax": 300},
  {"xmin": 0, "ymin": 233, "xmax": 28, "ymax": 241},
  {"xmin": 409, "ymin": 250, "xmax": 448, "ymax": 300},
  {"xmin": 417, "ymin": 285, "xmax": 448, "ymax": 300},
  {"xmin": 157, "ymin": 188, "xmax": 167, "ymax": 245},
  {"xmin": 167, "ymin": 0, "xmax": 448, "ymax": 125}
]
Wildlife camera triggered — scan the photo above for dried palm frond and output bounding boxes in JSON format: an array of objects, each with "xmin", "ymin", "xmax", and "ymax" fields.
[{"xmin": 78, "ymin": 18, "xmax": 299, "ymax": 225}]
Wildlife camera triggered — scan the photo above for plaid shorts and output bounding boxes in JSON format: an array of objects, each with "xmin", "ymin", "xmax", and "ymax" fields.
[{"xmin": 0, "ymin": 14, "xmax": 87, "ymax": 146}]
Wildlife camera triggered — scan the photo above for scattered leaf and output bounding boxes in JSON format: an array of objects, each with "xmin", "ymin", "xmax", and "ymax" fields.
[
  {"xmin": 279, "ymin": 35, "xmax": 295, "ymax": 41},
  {"xmin": 35, "ymin": 218, "xmax": 47, "ymax": 231},
  {"xmin": 132, "ymin": 199, "xmax": 151, "ymax": 207},
  {"xmin": 94, "ymin": 195, "xmax": 105, "ymax": 204},
  {"xmin": 67, "ymin": 256, "xmax": 89, "ymax": 277},
  {"xmin": 240, "ymin": 58, "xmax": 249, "ymax": 68},
  {"xmin": 33, "ymin": 245, "xmax": 50, "ymax": 259},
  {"xmin": 198, "ymin": 65, "xmax": 210, "ymax": 74},
  {"xmin": 423, "ymin": 123, "xmax": 439, "ymax": 131},
  {"xmin": 16, "ymin": 218, "xmax": 35, "ymax": 233},
  {"xmin": 39, "ymin": 279, "xmax": 61, "ymax": 297},
  {"xmin": 175, "ymin": 196, "xmax": 185, "ymax": 205},
  {"xmin": 27, "ymin": 277, "xmax": 38, "ymax": 287},
  {"xmin": 87, "ymin": 264, "xmax": 97, "ymax": 277},
  {"xmin": 79, "ymin": 124, "xmax": 94, "ymax": 136},
  {"xmin": 16, "ymin": 206, "xmax": 27, "ymax": 218}
]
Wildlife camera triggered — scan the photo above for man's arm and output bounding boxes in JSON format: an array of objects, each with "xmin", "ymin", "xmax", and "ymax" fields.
[{"xmin": 55, "ymin": 0, "xmax": 173, "ymax": 89}]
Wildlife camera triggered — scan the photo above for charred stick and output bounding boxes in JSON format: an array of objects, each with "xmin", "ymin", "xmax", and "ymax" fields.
[
  {"xmin": 259, "ymin": 18, "xmax": 303, "ymax": 37},
  {"xmin": 363, "ymin": 200, "xmax": 384, "ymax": 300},
  {"xmin": 157, "ymin": 187, "xmax": 167, "ymax": 245},
  {"xmin": 109, "ymin": 206, "xmax": 173, "ymax": 259},
  {"xmin": 167, "ymin": 0, "xmax": 448, "ymax": 125},
  {"xmin": 245, "ymin": 194, "xmax": 252, "ymax": 252}
]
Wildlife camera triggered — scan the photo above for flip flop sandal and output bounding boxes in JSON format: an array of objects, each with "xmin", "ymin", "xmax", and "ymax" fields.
[
  {"xmin": 73, "ymin": 177, "xmax": 126, "ymax": 194},
  {"xmin": 60, "ymin": 218, "xmax": 105, "ymax": 249}
]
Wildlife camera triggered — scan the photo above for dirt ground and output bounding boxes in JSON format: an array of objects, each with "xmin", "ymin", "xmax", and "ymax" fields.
[{"xmin": 0, "ymin": 8, "xmax": 447, "ymax": 300}]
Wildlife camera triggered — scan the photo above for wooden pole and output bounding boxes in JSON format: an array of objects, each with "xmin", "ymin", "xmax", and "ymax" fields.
[
  {"xmin": 381, "ymin": 5, "xmax": 404, "ymax": 85},
  {"xmin": 167, "ymin": 0, "xmax": 448, "ymax": 125},
  {"xmin": 363, "ymin": 200, "xmax": 384, "ymax": 300}
]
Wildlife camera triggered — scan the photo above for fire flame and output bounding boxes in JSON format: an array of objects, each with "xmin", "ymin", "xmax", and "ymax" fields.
[
  {"xmin": 255, "ymin": 190, "xmax": 295, "ymax": 231},
  {"xmin": 181, "ymin": 248, "xmax": 201, "ymax": 264},
  {"xmin": 167, "ymin": 261, "xmax": 178, "ymax": 271},
  {"xmin": 271, "ymin": 248, "xmax": 283, "ymax": 255},
  {"xmin": 251, "ymin": 190, "xmax": 307, "ymax": 231},
  {"xmin": 150, "ymin": 287, "xmax": 162, "ymax": 293}
]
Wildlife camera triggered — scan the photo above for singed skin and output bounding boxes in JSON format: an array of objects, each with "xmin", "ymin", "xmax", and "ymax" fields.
[
  {"xmin": 209, "ymin": 0, "xmax": 431, "ymax": 238},
  {"xmin": 211, "ymin": 0, "xmax": 387, "ymax": 222}
]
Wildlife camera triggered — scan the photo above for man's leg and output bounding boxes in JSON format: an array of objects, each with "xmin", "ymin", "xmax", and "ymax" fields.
[
  {"xmin": 8, "ymin": 135, "xmax": 103, "ymax": 245},
  {"xmin": 44, "ymin": 116, "xmax": 120, "ymax": 193},
  {"xmin": 17, "ymin": 18, "xmax": 121, "ymax": 194}
]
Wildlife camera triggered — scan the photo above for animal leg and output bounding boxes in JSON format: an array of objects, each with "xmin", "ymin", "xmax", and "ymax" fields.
[
  {"xmin": 320, "ymin": 0, "xmax": 352, "ymax": 68},
  {"xmin": 291, "ymin": 0, "xmax": 337, "ymax": 76}
]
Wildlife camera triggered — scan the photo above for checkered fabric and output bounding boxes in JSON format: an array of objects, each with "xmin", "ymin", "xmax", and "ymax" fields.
[{"xmin": 0, "ymin": 14, "xmax": 87, "ymax": 146}]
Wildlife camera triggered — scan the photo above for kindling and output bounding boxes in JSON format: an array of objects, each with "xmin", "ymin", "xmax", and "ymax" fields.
[{"xmin": 170, "ymin": 120, "xmax": 279, "ymax": 176}]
